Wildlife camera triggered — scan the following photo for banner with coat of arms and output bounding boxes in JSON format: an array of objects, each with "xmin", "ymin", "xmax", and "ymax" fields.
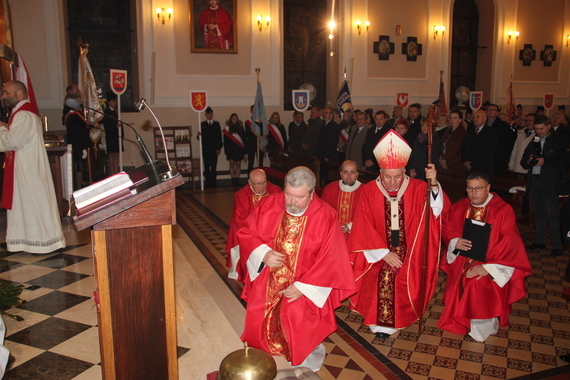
[
  {"xmin": 110, "ymin": 69, "xmax": 127, "ymax": 96},
  {"xmin": 544, "ymin": 94, "xmax": 554, "ymax": 110},
  {"xmin": 469, "ymin": 91, "xmax": 483, "ymax": 111},
  {"xmin": 292, "ymin": 90, "xmax": 310, "ymax": 112},
  {"xmin": 397, "ymin": 93, "xmax": 408, "ymax": 109},
  {"xmin": 190, "ymin": 91, "xmax": 208, "ymax": 113}
]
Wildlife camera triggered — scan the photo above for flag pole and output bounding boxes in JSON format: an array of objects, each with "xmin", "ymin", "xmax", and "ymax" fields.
[
  {"xmin": 256, "ymin": 68, "xmax": 262, "ymax": 167},
  {"xmin": 199, "ymin": 111, "xmax": 204, "ymax": 190}
]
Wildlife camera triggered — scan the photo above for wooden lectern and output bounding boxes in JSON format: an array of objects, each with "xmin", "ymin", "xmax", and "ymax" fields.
[{"xmin": 72, "ymin": 161, "xmax": 184, "ymax": 380}]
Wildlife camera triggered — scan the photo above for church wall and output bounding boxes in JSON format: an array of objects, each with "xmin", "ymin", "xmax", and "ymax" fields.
[{"xmin": 7, "ymin": 0, "xmax": 570, "ymax": 172}]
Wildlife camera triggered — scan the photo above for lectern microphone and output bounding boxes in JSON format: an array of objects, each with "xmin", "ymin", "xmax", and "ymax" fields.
[
  {"xmin": 64, "ymin": 98, "xmax": 154, "ymax": 165},
  {"xmin": 135, "ymin": 98, "xmax": 178, "ymax": 181}
]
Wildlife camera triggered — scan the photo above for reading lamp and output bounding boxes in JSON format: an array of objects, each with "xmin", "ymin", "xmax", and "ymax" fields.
[{"xmin": 136, "ymin": 98, "xmax": 179, "ymax": 181}]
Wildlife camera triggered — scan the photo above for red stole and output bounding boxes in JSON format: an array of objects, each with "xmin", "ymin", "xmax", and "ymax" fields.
[{"xmin": 2, "ymin": 102, "xmax": 37, "ymax": 209}]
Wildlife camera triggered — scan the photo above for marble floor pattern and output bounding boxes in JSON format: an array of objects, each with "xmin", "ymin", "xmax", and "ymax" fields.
[{"xmin": 0, "ymin": 182, "xmax": 566, "ymax": 379}]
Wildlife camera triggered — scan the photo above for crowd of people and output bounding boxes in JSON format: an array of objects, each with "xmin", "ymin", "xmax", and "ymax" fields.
[{"xmin": 220, "ymin": 101, "xmax": 570, "ymax": 372}]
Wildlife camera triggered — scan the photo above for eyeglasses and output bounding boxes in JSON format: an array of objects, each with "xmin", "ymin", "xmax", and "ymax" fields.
[{"xmin": 466, "ymin": 186, "xmax": 488, "ymax": 193}]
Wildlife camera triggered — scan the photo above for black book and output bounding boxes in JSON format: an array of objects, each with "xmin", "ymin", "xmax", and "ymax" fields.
[{"xmin": 455, "ymin": 218, "xmax": 492, "ymax": 262}]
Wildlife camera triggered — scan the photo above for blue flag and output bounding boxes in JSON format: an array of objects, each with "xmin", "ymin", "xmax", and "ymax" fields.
[
  {"xmin": 335, "ymin": 81, "xmax": 353, "ymax": 116},
  {"xmin": 252, "ymin": 80, "xmax": 268, "ymax": 148}
]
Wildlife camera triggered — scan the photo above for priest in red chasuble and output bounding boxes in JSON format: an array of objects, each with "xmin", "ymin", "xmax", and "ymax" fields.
[
  {"xmin": 348, "ymin": 130, "xmax": 450, "ymax": 339},
  {"xmin": 226, "ymin": 168, "xmax": 281, "ymax": 281},
  {"xmin": 238, "ymin": 166, "xmax": 356, "ymax": 371},
  {"xmin": 438, "ymin": 172, "xmax": 531, "ymax": 341},
  {"xmin": 198, "ymin": 0, "xmax": 233, "ymax": 50},
  {"xmin": 321, "ymin": 160, "xmax": 363, "ymax": 238}
]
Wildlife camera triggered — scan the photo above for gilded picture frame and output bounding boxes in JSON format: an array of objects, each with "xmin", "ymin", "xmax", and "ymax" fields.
[{"xmin": 190, "ymin": 0, "xmax": 237, "ymax": 54}]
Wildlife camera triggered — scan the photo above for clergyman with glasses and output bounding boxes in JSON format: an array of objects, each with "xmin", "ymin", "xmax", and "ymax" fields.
[{"xmin": 438, "ymin": 171, "xmax": 531, "ymax": 342}]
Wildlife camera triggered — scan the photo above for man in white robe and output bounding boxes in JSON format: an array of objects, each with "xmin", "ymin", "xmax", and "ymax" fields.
[{"xmin": 0, "ymin": 80, "xmax": 66, "ymax": 254}]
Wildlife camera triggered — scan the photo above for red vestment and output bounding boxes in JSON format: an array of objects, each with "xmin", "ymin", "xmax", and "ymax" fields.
[
  {"xmin": 437, "ymin": 194, "xmax": 531, "ymax": 335},
  {"xmin": 198, "ymin": 6, "xmax": 233, "ymax": 49},
  {"xmin": 225, "ymin": 182, "xmax": 281, "ymax": 281},
  {"xmin": 320, "ymin": 180, "xmax": 363, "ymax": 239},
  {"xmin": 238, "ymin": 193, "xmax": 356, "ymax": 365},
  {"xmin": 348, "ymin": 178, "xmax": 449, "ymax": 329}
]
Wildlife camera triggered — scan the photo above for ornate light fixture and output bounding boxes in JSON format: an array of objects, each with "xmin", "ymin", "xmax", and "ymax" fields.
[
  {"xmin": 256, "ymin": 15, "xmax": 271, "ymax": 31},
  {"xmin": 156, "ymin": 8, "xmax": 172, "ymax": 24},
  {"xmin": 507, "ymin": 30, "xmax": 519, "ymax": 44},
  {"xmin": 356, "ymin": 20, "xmax": 370, "ymax": 35},
  {"xmin": 433, "ymin": 25, "xmax": 446, "ymax": 39}
]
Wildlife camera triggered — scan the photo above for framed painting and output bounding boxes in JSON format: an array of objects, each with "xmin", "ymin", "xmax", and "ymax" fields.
[{"xmin": 190, "ymin": 0, "xmax": 237, "ymax": 54}]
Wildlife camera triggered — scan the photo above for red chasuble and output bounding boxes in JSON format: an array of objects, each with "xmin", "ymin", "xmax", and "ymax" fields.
[
  {"xmin": 225, "ymin": 182, "xmax": 281, "ymax": 281},
  {"xmin": 238, "ymin": 193, "xmax": 356, "ymax": 365},
  {"xmin": 198, "ymin": 6, "xmax": 233, "ymax": 49},
  {"xmin": 348, "ymin": 177, "xmax": 450, "ymax": 329},
  {"xmin": 320, "ymin": 181, "xmax": 363, "ymax": 239},
  {"xmin": 1, "ymin": 102, "xmax": 38, "ymax": 210},
  {"xmin": 437, "ymin": 194, "xmax": 531, "ymax": 335}
]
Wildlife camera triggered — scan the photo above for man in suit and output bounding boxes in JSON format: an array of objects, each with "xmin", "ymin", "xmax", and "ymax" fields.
[
  {"xmin": 198, "ymin": 106, "xmax": 223, "ymax": 187},
  {"xmin": 345, "ymin": 111, "xmax": 370, "ymax": 169},
  {"xmin": 287, "ymin": 111, "xmax": 307, "ymax": 155},
  {"xmin": 387, "ymin": 106, "xmax": 403, "ymax": 128},
  {"xmin": 315, "ymin": 106, "xmax": 340, "ymax": 186},
  {"xmin": 521, "ymin": 115, "xmax": 569, "ymax": 257},
  {"xmin": 462, "ymin": 109, "xmax": 498, "ymax": 175},
  {"xmin": 302, "ymin": 106, "xmax": 323, "ymax": 156},
  {"xmin": 406, "ymin": 103, "xmax": 423, "ymax": 143},
  {"xmin": 486, "ymin": 103, "xmax": 515, "ymax": 170},
  {"xmin": 363, "ymin": 110, "xmax": 392, "ymax": 173}
]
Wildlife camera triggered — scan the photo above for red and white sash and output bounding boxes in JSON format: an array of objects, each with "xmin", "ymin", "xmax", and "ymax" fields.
[
  {"xmin": 223, "ymin": 126, "xmax": 244, "ymax": 149},
  {"xmin": 268, "ymin": 123, "xmax": 285, "ymax": 150},
  {"xmin": 340, "ymin": 127, "xmax": 349, "ymax": 143}
]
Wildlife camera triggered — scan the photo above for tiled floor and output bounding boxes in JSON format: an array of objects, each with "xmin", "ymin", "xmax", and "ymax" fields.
[{"xmin": 0, "ymin": 182, "xmax": 568, "ymax": 379}]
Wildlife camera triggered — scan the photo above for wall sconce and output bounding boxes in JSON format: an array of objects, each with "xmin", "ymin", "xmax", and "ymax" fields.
[
  {"xmin": 328, "ymin": 20, "xmax": 336, "ymax": 40},
  {"xmin": 433, "ymin": 25, "xmax": 446, "ymax": 39},
  {"xmin": 156, "ymin": 8, "xmax": 172, "ymax": 24},
  {"xmin": 356, "ymin": 20, "xmax": 370, "ymax": 35},
  {"xmin": 396, "ymin": 25, "xmax": 402, "ymax": 36},
  {"xmin": 566, "ymin": 35, "xmax": 570, "ymax": 47},
  {"xmin": 507, "ymin": 30, "xmax": 519, "ymax": 44},
  {"xmin": 256, "ymin": 15, "xmax": 271, "ymax": 31}
]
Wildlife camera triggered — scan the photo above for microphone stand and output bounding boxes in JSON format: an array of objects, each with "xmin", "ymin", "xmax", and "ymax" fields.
[
  {"xmin": 135, "ymin": 98, "xmax": 179, "ymax": 181},
  {"xmin": 82, "ymin": 105, "xmax": 154, "ymax": 165}
]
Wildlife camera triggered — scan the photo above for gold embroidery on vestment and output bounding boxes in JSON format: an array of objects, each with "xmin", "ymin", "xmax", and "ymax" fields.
[
  {"xmin": 376, "ymin": 197, "xmax": 407, "ymax": 326},
  {"xmin": 263, "ymin": 212, "xmax": 307, "ymax": 360},
  {"xmin": 337, "ymin": 190, "xmax": 353, "ymax": 226}
]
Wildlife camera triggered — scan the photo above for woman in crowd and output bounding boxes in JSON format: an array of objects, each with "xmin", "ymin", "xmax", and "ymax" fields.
[
  {"xmin": 223, "ymin": 113, "xmax": 246, "ymax": 185},
  {"xmin": 409, "ymin": 117, "xmax": 441, "ymax": 180},
  {"xmin": 394, "ymin": 118, "xmax": 414, "ymax": 147},
  {"xmin": 437, "ymin": 108, "xmax": 467, "ymax": 178},
  {"xmin": 266, "ymin": 111, "xmax": 288, "ymax": 158}
]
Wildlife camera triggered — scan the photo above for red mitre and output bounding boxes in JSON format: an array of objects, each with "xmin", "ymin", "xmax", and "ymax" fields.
[{"xmin": 373, "ymin": 129, "xmax": 411, "ymax": 169}]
